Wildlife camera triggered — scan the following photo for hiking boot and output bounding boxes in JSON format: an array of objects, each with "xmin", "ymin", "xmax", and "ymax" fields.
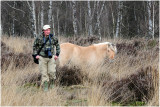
[
  {"xmin": 49, "ymin": 79, "xmax": 55, "ymax": 89},
  {"xmin": 43, "ymin": 81, "xmax": 49, "ymax": 92}
]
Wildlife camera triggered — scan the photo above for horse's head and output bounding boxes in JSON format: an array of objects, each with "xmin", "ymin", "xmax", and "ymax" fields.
[
  {"xmin": 107, "ymin": 43, "xmax": 117, "ymax": 59},
  {"xmin": 94, "ymin": 42, "xmax": 117, "ymax": 59}
]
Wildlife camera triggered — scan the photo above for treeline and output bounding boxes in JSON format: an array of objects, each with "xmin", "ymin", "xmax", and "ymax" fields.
[{"xmin": 1, "ymin": 1, "xmax": 159, "ymax": 39}]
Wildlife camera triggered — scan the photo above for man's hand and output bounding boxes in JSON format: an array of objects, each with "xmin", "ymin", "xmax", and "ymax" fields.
[
  {"xmin": 36, "ymin": 55, "xmax": 40, "ymax": 59},
  {"xmin": 54, "ymin": 56, "xmax": 58, "ymax": 60}
]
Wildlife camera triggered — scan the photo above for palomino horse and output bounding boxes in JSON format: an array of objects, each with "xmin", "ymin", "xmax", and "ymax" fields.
[{"xmin": 58, "ymin": 42, "xmax": 117, "ymax": 67}]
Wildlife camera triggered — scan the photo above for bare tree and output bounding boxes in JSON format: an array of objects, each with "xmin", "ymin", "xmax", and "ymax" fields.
[
  {"xmin": 27, "ymin": 1, "xmax": 37, "ymax": 38},
  {"xmin": 12, "ymin": 1, "xmax": 16, "ymax": 36},
  {"xmin": 87, "ymin": 1, "xmax": 96, "ymax": 36},
  {"xmin": 115, "ymin": 1, "xmax": 123, "ymax": 38},
  {"xmin": 52, "ymin": 14, "xmax": 55, "ymax": 36},
  {"xmin": 64, "ymin": 1, "xmax": 68, "ymax": 35},
  {"xmin": 56, "ymin": 8, "xmax": 60, "ymax": 36},
  {"xmin": 152, "ymin": 1, "xmax": 155, "ymax": 39},
  {"xmin": 79, "ymin": 2, "xmax": 82, "ymax": 33},
  {"xmin": 48, "ymin": 0, "xmax": 52, "ymax": 26},
  {"xmin": 32, "ymin": 1, "xmax": 37, "ymax": 37},
  {"xmin": 72, "ymin": 1, "xmax": 78, "ymax": 36},
  {"xmin": 147, "ymin": 0, "xmax": 153, "ymax": 39},
  {"xmin": 95, "ymin": 1, "xmax": 105, "ymax": 39},
  {"xmin": 109, "ymin": 2, "xmax": 116, "ymax": 38},
  {"xmin": 41, "ymin": 1, "xmax": 44, "ymax": 29}
]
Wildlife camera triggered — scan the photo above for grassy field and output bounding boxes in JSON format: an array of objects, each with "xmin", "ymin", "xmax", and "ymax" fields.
[{"xmin": 1, "ymin": 35, "xmax": 159, "ymax": 106}]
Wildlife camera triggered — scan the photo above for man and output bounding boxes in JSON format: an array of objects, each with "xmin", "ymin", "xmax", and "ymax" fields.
[{"xmin": 32, "ymin": 25, "xmax": 60, "ymax": 92}]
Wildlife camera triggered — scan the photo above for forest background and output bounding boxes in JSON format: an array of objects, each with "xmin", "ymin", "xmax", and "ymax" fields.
[{"xmin": 1, "ymin": 1, "xmax": 159, "ymax": 39}]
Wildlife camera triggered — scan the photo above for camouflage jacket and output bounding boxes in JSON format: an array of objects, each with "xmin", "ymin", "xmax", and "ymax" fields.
[{"xmin": 32, "ymin": 34, "xmax": 60, "ymax": 57}]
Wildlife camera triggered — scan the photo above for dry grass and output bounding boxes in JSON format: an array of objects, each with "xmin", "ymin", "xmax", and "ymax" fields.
[
  {"xmin": 2, "ymin": 35, "xmax": 33, "ymax": 53},
  {"xmin": 146, "ymin": 66, "xmax": 159, "ymax": 106},
  {"xmin": 87, "ymin": 84, "xmax": 110, "ymax": 106},
  {"xmin": 1, "ymin": 35, "xmax": 159, "ymax": 106},
  {"xmin": 2, "ymin": 85, "xmax": 64, "ymax": 106}
]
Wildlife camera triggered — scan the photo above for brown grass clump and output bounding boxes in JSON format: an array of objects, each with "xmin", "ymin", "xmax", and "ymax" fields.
[
  {"xmin": 19, "ymin": 73, "xmax": 41, "ymax": 87},
  {"xmin": 1, "ymin": 36, "xmax": 34, "ymax": 70},
  {"xmin": 1, "ymin": 85, "xmax": 64, "ymax": 106},
  {"xmin": 1, "ymin": 41, "xmax": 10, "ymax": 53},
  {"xmin": 116, "ymin": 39, "xmax": 147, "ymax": 56},
  {"xmin": 56, "ymin": 65, "xmax": 83, "ymax": 86},
  {"xmin": 2, "ymin": 35, "xmax": 33, "ymax": 53},
  {"xmin": 102, "ymin": 66, "xmax": 159, "ymax": 105},
  {"xmin": 1, "ymin": 52, "xmax": 34, "ymax": 71},
  {"xmin": 68, "ymin": 36, "xmax": 100, "ymax": 46},
  {"xmin": 87, "ymin": 84, "xmax": 109, "ymax": 106},
  {"xmin": 18, "ymin": 65, "xmax": 84, "ymax": 87}
]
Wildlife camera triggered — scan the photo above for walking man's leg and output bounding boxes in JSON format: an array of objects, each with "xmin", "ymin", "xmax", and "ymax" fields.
[
  {"xmin": 39, "ymin": 56, "xmax": 49, "ymax": 91},
  {"xmin": 48, "ymin": 56, "xmax": 57, "ymax": 89}
]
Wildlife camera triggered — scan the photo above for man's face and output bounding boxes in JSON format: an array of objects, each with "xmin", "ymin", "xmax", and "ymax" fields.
[{"xmin": 43, "ymin": 29, "xmax": 50, "ymax": 36}]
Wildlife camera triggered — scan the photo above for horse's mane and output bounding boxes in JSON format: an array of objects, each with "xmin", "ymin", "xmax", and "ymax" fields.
[{"xmin": 93, "ymin": 42, "xmax": 117, "ymax": 53}]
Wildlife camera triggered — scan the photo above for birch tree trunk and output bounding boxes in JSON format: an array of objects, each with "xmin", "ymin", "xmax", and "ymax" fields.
[
  {"xmin": 41, "ymin": 1, "xmax": 44, "ymax": 29},
  {"xmin": 87, "ymin": 1, "xmax": 93, "ymax": 36},
  {"xmin": 148, "ymin": 0, "xmax": 153, "ymax": 38},
  {"xmin": 79, "ymin": 3, "xmax": 82, "ymax": 33},
  {"xmin": 12, "ymin": 1, "xmax": 15, "ymax": 36},
  {"xmin": 109, "ymin": 2, "xmax": 115, "ymax": 39},
  {"xmin": 57, "ymin": 8, "xmax": 60, "ymax": 36},
  {"xmin": 64, "ymin": 2, "xmax": 68, "ymax": 35},
  {"xmin": 52, "ymin": 15, "xmax": 55, "ymax": 36},
  {"xmin": 27, "ymin": 1, "xmax": 37, "ymax": 38},
  {"xmin": 95, "ymin": 1, "xmax": 99, "ymax": 31},
  {"xmin": 48, "ymin": 0, "xmax": 52, "ymax": 26},
  {"xmin": 85, "ymin": 11, "xmax": 87, "ymax": 35},
  {"xmin": 38, "ymin": 11, "xmax": 40, "ymax": 35},
  {"xmin": 115, "ymin": 1, "xmax": 122, "ymax": 38},
  {"xmin": 152, "ymin": 1, "xmax": 155, "ymax": 39},
  {"xmin": 72, "ymin": 1, "xmax": 78, "ymax": 36},
  {"xmin": 32, "ymin": 1, "xmax": 37, "ymax": 37},
  {"xmin": 96, "ymin": 1, "xmax": 105, "ymax": 38},
  {"xmin": 134, "ymin": 4, "xmax": 140, "ymax": 34},
  {"xmin": 120, "ymin": 2, "xmax": 123, "ymax": 37}
]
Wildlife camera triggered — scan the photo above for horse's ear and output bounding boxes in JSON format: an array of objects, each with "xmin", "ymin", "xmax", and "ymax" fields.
[
  {"xmin": 107, "ymin": 44, "xmax": 111, "ymax": 52},
  {"xmin": 108, "ymin": 43, "xmax": 111, "ymax": 48},
  {"xmin": 112, "ymin": 44, "xmax": 116, "ymax": 46},
  {"xmin": 108, "ymin": 43, "xmax": 117, "ymax": 54}
]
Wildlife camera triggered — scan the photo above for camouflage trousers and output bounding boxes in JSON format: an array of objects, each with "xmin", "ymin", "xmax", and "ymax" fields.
[{"xmin": 39, "ymin": 56, "xmax": 56, "ymax": 86}]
